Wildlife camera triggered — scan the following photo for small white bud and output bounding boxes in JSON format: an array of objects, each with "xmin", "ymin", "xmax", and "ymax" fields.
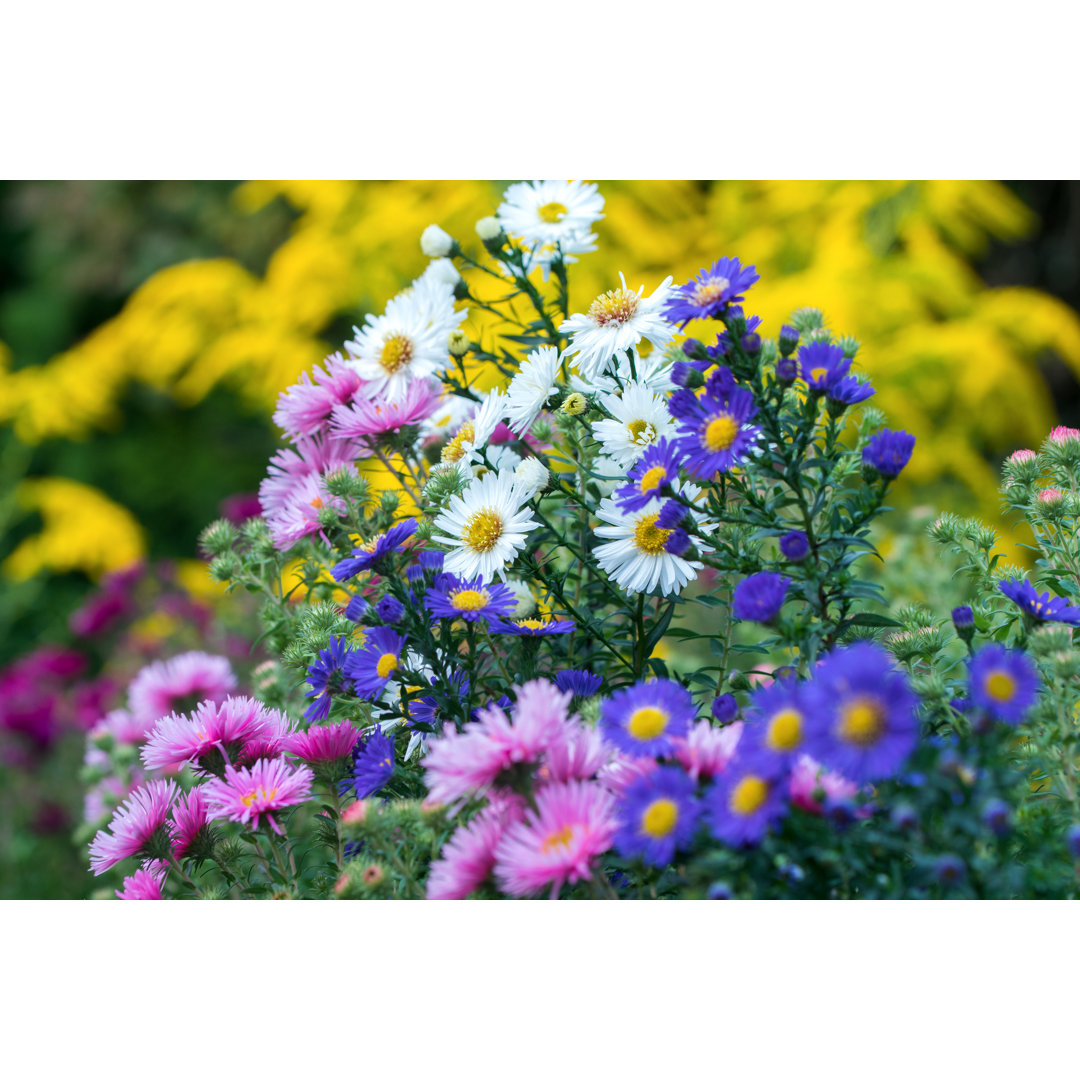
[
  {"xmin": 505, "ymin": 578, "xmax": 537, "ymax": 618},
  {"xmin": 514, "ymin": 456, "xmax": 549, "ymax": 500},
  {"xmin": 475, "ymin": 216, "xmax": 503, "ymax": 241},
  {"xmin": 420, "ymin": 224, "xmax": 454, "ymax": 257},
  {"xmin": 426, "ymin": 257, "xmax": 461, "ymax": 287}
]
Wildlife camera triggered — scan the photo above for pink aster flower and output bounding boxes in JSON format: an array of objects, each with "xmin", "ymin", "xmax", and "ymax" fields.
[
  {"xmin": 672, "ymin": 719, "xmax": 743, "ymax": 781},
  {"xmin": 102, "ymin": 707, "xmax": 157, "ymax": 746},
  {"xmin": 284, "ymin": 720, "xmax": 360, "ymax": 764},
  {"xmin": 203, "ymin": 757, "xmax": 314, "ymax": 834},
  {"xmin": 88, "ymin": 779, "xmax": 178, "ymax": 874},
  {"xmin": 426, "ymin": 797, "xmax": 526, "ymax": 900},
  {"xmin": 273, "ymin": 352, "xmax": 367, "ymax": 441},
  {"xmin": 115, "ymin": 863, "xmax": 168, "ymax": 900},
  {"xmin": 141, "ymin": 696, "xmax": 275, "ymax": 774},
  {"xmin": 1007, "ymin": 448, "xmax": 1036, "ymax": 464},
  {"xmin": 169, "ymin": 789, "xmax": 211, "ymax": 859},
  {"xmin": 1037, "ymin": 487, "xmax": 1064, "ymax": 504},
  {"xmin": 540, "ymin": 724, "xmax": 610, "ymax": 783},
  {"xmin": 258, "ymin": 434, "xmax": 363, "ymax": 517},
  {"xmin": 493, "ymin": 780, "xmax": 616, "ymax": 898},
  {"xmin": 128, "ymin": 651, "xmax": 237, "ymax": 729},
  {"xmin": 788, "ymin": 754, "xmax": 859, "ymax": 815},
  {"xmin": 235, "ymin": 706, "xmax": 296, "ymax": 766},
  {"xmin": 597, "ymin": 751, "xmax": 658, "ymax": 797},
  {"xmin": 1048, "ymin": 425, "xmax": 1080, "ymax": 444},
  {"xmin": 331, "ymin": 377, "xmax": 442, "ymax": 439}
]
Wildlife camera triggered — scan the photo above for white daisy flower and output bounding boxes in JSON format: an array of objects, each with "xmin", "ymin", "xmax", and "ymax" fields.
[
  {"xmin": 478, "ymin": 443, "xmax": 522, "ymax": 477},
  {"xmin": 560, "ymin": 272, "xmax": 676, "ymax": 383},
  {"xmin": 422, "ymin": 392, "xmax": 475, "ymax": 442},
  {"xmin": 420, "ymin": 224, "xmax": 454, "ymax": 258},
  {"xmin": 439, "ymin": 389, "xmax": 507, "ymax": 469},
  {"xmin": 593, "ymin": 483, "xmax": 711, "ymax": 597},
  {"xmin": 513, "ymin": 456, "xmax": 549, "ymax": 500},
  {"xmin": 422, "ymin": 257, "xmax": 462, "ymax": 288},
  {"xmin": 496, "ymin": 180, "xmax": 604, "ymax": 250},
  {"xmin": 432, "ymin": 469, "xmax": 540, "ymax": 581},
  {"xmin": 506, "ymin": 346, "xmax": 562, "ymax": 435},
  {"xmin": 591, "ymin": 381, "xmax": 675, "ymax": 470},
  {"xmin": 569, "ymin": 350, "xmax": 675, "ymax": 398}
]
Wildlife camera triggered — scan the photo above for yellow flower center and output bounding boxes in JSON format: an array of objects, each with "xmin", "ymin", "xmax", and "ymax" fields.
[
  {"xmin": 441, "ymin": 421, "xmax": 476, "ymax": 463},
  {"xmin": 985, "ymin": 671, "xmax": 1017, "ymax": 702},
  {"xmin": 537, "ymin": 201, "xmax": 568, "ymax": 223},
  {"xmin": 730, "ymin": 776, "xmax": 768, "ymax": 816},
  {"xmin": 463, "ymin": 508, "xmax": 504, "ymax": 553},
  {"xmin": 541, "ymin": 825, "xmax": 575, "ymax": 853},
  {"xmin": 639, "ymin": 465, "xmax": 668, "ymax": 493},
  {"xmin": 838, "ymin": 696, "xmax": 886, "ymax": 746},
  {"xmin": 632, "ymin": 513, "xmax": 673, "ymax": 556},
  {"xmin": 641, "ymin": 798, "xmax": 679, "ymax": 838},
  {"xmin": 766, "ymin": 708, "xmax": 803, "ymax": 751},
  {"xmin": 376, "ymin": 652, "xmax": 399, "ymax": 679},
  {"xmin": 358, "ymin": 532, "xmax": 384, "ymax": 553},
  {"xmin": 692, "ymin": 276, "xmax": 729, "ymax": 307},
  {"xmin": 704, "ymin": 414, "xmax": 739, "ymax": 452},
  {"xmin": 561, "ymin": 392, "xmax": 587, "ymax": 415},
  {"xmin": 588, "ymin": 287, "xmax": 640, "ymax": 327},
  {"xmin": 627, "ymin": 705, "xmax": 668, "ymax": 741},
  {"xmin": 241, "ymin": 785, "xmax": 278, "ymax": 809},
  {"xmin": 310, "ymin": 496, "xmax": 324, "ymax": 509},
  {"xmin": 379, "ymin": 332, "xmax": 414, "ymax": 375},
  {"xmin": 450, "ymin": 588, "xmax": 490, "ymax": 612},
  {"xmin": 810, "ymin": 366, "xmax": 828, "ymax": 382},
  {"xmin": 627, "ymin": 418, "xmax": 657, "ymax": 446}
]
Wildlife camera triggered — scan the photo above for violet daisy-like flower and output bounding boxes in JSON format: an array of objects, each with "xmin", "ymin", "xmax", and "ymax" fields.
[
  {"xmin": 998, "ymin": 579, "xmax": 1080, "ymax": 625},
  {"xmin": 967, "ymin": 645, "xmax": 1040, "ymax": 724},
  {"xmin": 801, "ymin": 642, "xmax": 919, "ymax": 783},
  {"xmin": 115, "ymin": 864, "xmax": 167, "ymax": 900},
  {"xmin": 495, "ymin": 615, "xmax": 576, "ymax": 636},
  {"xmin": 493, "ymin": 780, "xmax": 617, "ymax": 898},
  {"xmin": 141, "ymin": 696, "xmax": 277, "ymax": 774},
  {"xmin": 424, "ymin": 574, "xmax": 518, "ymax": 625},
  {"xmin": 600, "ymin": 678, "xmax": 695, "ymax": 758},
  {"xmin": 671, "ymin": 383, "xmax": 761, "ymax": 479},
  {"xmin": 169, "ymin": 788, "xmax": 212, "ymax": 861},
  {"xmin": 705, "ymin": 765, "xmax": 788, "ymax": 847},
  {"xmin": 664, "ymin": 257, "xmax": 760, "ymax": 326},
  {"xmin": 732, "ymin": 572, "xmax": 790, "ymax": 623},
  {"xmin": 827, "ymin": 375, "xmax": 875, "ymax": 408},
  {"xmin": 203, "ymin": 758, "xmax": 314, "ymax": 834},
  {"xmin": 426, "ymin": 797, "xmax": 526, "ymax": 901},
  {"xmin": 127, "ymin": 652, "xmax": 237, "ymax": 729},
  {"xmin": 615, "ymin": 438, "xmax": 681, "ymax": 512},
  {"xmin": 738, "ymin": 677, "xmax": 810, "ymax": 776},
  {"xmin": 344, "ymin": 627, "xmax": 406, "ymax": 701},
  {"xmin": 303, "ymin": 635, "xmax": 355, "ymax": 722},
  {"xmin": 862, "ymin": 429, "xmax": 916, "ymax": 478},
  {"xmin": 798, "ymin": 341, "xmax": 851, "ymax": 392},
  {"xmin": 332, "ymin": 520, "xmax": 418, "ymax": 582},
  {"xmin": 614, "ymin": 766, "xmax": 702, "ymax": 868},
  {"xmin": 285, "ymin": 720, "xmax": 360, "ymax": 764},
  {"xmin": 554, "ymin": 670, "xmax": 603, "ymax": 698},
  {"xmin": 88, "ymin": 779, "xmax": 178, "ymax": 874},
  {"xmin": 351, "ymin": 725, "xmax": 396, "ymax": 798}
]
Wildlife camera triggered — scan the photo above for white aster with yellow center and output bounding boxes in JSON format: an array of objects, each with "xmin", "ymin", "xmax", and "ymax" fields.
[
  {"xmin": 440, "ymin": 389, "xmax": 508, "ymax": 471},
  {"xmin": 432, "ymin": 469, "xmax": 540, "ymax": 581},
  {"xmin": 506, "ymin": 345, "xmax": 563, "ymax": 436},
  {"xmin": 592, "ymin": 381, "xmax": 676, "ymax": 470},
  {"xmin": 496, "ymin": 179, "xmax": 605, "ymax": 250}
]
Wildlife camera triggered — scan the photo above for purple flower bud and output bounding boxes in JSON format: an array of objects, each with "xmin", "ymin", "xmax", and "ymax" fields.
[
  {"xmin": 981, "ymin": 798, "xmax": 1012, "ymax": 836},
  {"xmin": 706, "ymin": 881, "xmax": 733, "ymax": 899},
  {"xmin": 778, "ymin": 325, "xmax": 800, "ymax": 357},
  {"xmin": 740, "ymin": 331, "xmax": 761, "ymax": 355},
  {"xmin": 890, "ymin": 803, "xmax": 918, "ymax": 832},
  {"xmin": 344, "ymin": 596, "xmax": 369, "ymax": 622},
  {"xmin": 711, "ymin": 693, "xmax": 738, "ymax": 724},
  {"xmin": 776, "ymin": 355, "xmax": 799, "ymax": 383},
  {"xmin": 1066, "ymin": 823, "xmax": 1080, "ymax": 858},
  {"xmin": 779, "ymin": 530, "xmax": 810, "ymax": 562},
  {"xmin": 951, "ymin": 605, "xmax": 974, "ymax": 629},
  {"xmin": 732, "ymin": 572, "xmax": 790, "ymax": 623},
  {"xmin": 682, "ymin": 337, "xmax": 703, "ymax": 357},
  {"xmin": 664, "ymin": 528, "xmax": 691, "ymax": 557},
  {"xmin": 933, "ymin": 854, "xmax": 966, "ymax": 886},
  {"xmin": 375, "ymin": 595, "xmax": 405, "ymax": 623}
]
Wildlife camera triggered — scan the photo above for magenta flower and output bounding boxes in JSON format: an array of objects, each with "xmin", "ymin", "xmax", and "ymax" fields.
[
  {"xmin": 672, "ymin": 719, "xmax": 743, "ymax": 782},
  {"xmin": 284, "ymin": 720, "xmax": 360, "ymax": 764},
  {"xmin": 540, "ymin": 724, "xmax": 610, "ymax": 783},
  {"xmin": 788, "ymin": 754, "xmax": 859, "ymax": 815},
  {"xmin": 128, "ymin": 651, "xmax": 237, "ymax": 729},
  {"xmin": 426, "ymin": 797, "xmax": 526, "ymax": 900},
  {"xmin": 169, "ymin": 789, "xmax": 211, "ymax": 860},
  {"xmin": 203, "ymin": 758, "xmax": 314, "ymax": 834},
  {"xmin": 141, "ymin": 696, "xmax": 277, "ymax": 774},
  {"xmin": 88, "ymin": 779, "xmax": 178, "ymax": 874},
  {"xmin": 331, "ymin": 377, "xmax": 442, "ymax": 439},
  {"xmin": 115, "ymin": 864, "xmax": 168, "ymax": 900},
  {"xmin": 272, "ymin": 352, "xmax": 366, "ymax": 440}
]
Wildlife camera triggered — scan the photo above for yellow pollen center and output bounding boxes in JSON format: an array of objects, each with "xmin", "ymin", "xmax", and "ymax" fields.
[
  {"xmin": 810, "ymin": 366, "xmax": 828, "ymax": 382},
  {"xmin": 358, "ymin": 532, "xmax": 384, "ymax": 553},
  {"xmin": 633, "ymin": 514, "xmax": 673, "ymax": 556},
  {"xmin": 730, "ymin": 776, "xmax": 769, "ymax": 816},
  {"xmin": 704, "ymin": 414, "xmax": 739, "ymax": 452},
  {"xmin": 838, "ymin": 696, "xmax": 886, "ymax": 746},
  {"xmin": 376, "ymin": 653, "xmax": 399, "ymax": 679},
  {"xmin": 463, "ymin": 508, "xmax": 504, "ymax": 553},
  {"xmin": 588, "ymin": 287, "xmax": 640, "ymax": 327},
  {"xmin": 441, "ymin": 421, "xmax": 476, "ymax": 463},
  {"xmin": 766, "ymin": 708, "xmax": 803, "ymax": 751},
  {"xmin": 450, "ymin": 588, "xmax": 490, "ymax": 612},
  {"xmin": 541, "ymin": 825, "xmax": 575, "ymax": 853},
  {"xmin": 692, "ymin": 277, "xmax": 730, "ymax": 306},
  {"xmin": 628, "ymin": 705, "xmax": 668, "ymax": 741},
  {"xmin": 985, "ymin": 671, "xmax": 1017, "ymax": 702},
  {"xmin": 641, "ymin": 798, "xmax": 679, "ymax": 838},
  {"xmin": 627, "ymin": 418, "xmax": 657, "ymax": 446},
  {"xmin": 639, "ymin": 465, "xmax": 668, "ymax": 493},
  {"xmin": 241, "ymin": 786, "xmax": 278, "ymax": 808},
  {"xmin": 537, "ymin": 201, "xmax": 568, "ymax": 223},
  {"xmin": 517, "ymin": 617, "xmax": 548, "ymax": 630},
  {"xmin": 379, "ymin": 333, "xmax": 414, "ymax": 375},
  {"xmin": 310, "ymin": 496, "xmax": 324, "ymax": 509}
]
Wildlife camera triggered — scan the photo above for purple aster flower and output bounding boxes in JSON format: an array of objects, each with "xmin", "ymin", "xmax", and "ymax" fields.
[
  {"xmin": 304, "ymin": 635, "xmax": 354, "ymax": 722},
  {"xmin": 967, "ymin": 645, "xmax": 1039, "ymax": 724},
  {"xmin": 344, "ymin": 595, "xmax": 369, "ymax": 622},
  {"xmin": 664, "ymin": 257, "xmax": 760, "ymax": 326},
  {"xmin": 705, "ymin": 765, "xmax": 788, "ymax": 847},
  {"xmin": 655, "ymin": 500, "xmax": 687, "ymax": 530},
  {"xmin": 350, "ymin": 725, "xmax": 396, "ymax": 798},
  {"xmin": 862, "ymin": 429, "xmax": 916, "ymax": 478},
  {"xmin": 599, "ymin": 678, "xmax": 695, "ymax": 758},
  {"xmin": 495, "ymin": 615, "xmax": 575, "ymax": 636},
  {"xmin": 614, "ymin": 767, "xmax": 702, "ymax": 867},
  {"xmin": 406, "ymin": 669, "xmax": 470, "ymax": 732},
  {"xmin": 732, "ymin": 572, "xmax": 790, "ymax": 623},
  {"xmin": 331, "ymin": 520, "xmax": 418, "ymax": 581},
  {"xmin": 982, "ymin": 798, "xmax": 1012, "ymax": 836},
  {"xmin": 738, "ymin": 677, "xmax": 811, "ymax": 776},
  {"xmin": 375, "ymin": 595, "xmax": 405, "ymax": 623},
  {"xmin": 711, "ymin": 694, "xmax": 738, "ymax": 724},
  {"xmin": 88, "ymin": 779, "xmax": 178, "ymax": 874},
  {"xmin": 933, "ymin": 854, "xmax": 967, "ymax": 887},
  {"xmin": 672, "ymin": 383, "xmax": 761, "ymax": 478},
  {"xmin": 951, "ymin": 605, "xmax": 974, "ymax": 630},
  {"xmin": 554, "ymin": 670, "xmax": 603, "ymax": 698},
  {"xmin": 616, "ymin": 438, "xmax": 681, "ymax": 512},
  {"xmin": 779, "ymin": 530, "xmax": 810, "ymax": 562},
  {"xmin": 801, "ymin": 642, "xmax": 919, "ymax": 783},
  {"xmin": 284, "ymin": 719, "xmax": 360, "ymax": 764},
  {"xmin": 778, "ymin": 325, "xmax": 800, "ymax": 358},
  {"xmin": 827, "ymin": 375, "xmax": 875, "ymax": 408},
  {"xmin": 671, "ymin": 359, "xmax": 709, "ymax": 388},
  {"xmin": 998, "ymin": 579, "xmax": 1080, "ymax": 625},
  {"xmin": 798, "ymin": 341, "xmax": 851, "ymax": 392},
  {"xmin": 343, "ymin": 627, "xmax": 406, "ymax": 700},
  {"xmin": 424, "ymin": 574, "xmax": 518, "ymax": 625}
]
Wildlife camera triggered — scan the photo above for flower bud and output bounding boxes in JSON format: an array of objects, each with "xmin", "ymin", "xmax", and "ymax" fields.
[
  {"xmin": 711, "ymin": 694, "xmax": 738, "ymax": 724},
  {"xmin": 448, "ymin": 329, "xmax": 470, "ymax": 357},
  {"xmin": 778, "ymin": 324, "xmax": 800, "ymax": 358},
  {"xmin": 559, "ymin": 392, "xmax": 588, "ymax": 416},
  {"xmin": 775, "ymin": 355, "xmax": 799, "ymax": 383},
  {"xmin": 475, "ymin": 216, "xmax": 504, "ymax": 245},
  {"xmin": 420, "ymin": 224, "xmax": 455, "ymax": 258}
]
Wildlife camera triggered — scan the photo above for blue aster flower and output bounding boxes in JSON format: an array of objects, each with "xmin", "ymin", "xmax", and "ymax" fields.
[
  {"xmin": 827, "ymin": 375, "xmax": 875, "ymax": 407},
  {"xmin": 554, "ymin": 669, "xmax": 603, "ymax": 698},
  {"xmin": 671, "ymin": 383, "xmax": 761, "ymax": 479},
  {"xmin": 704, "ymin": 765, "xmax": 789, "ymax": 847},
  {"xmin": 344, "ymin": 595, "xmax": 369, "ymax": 622},
  {"xmin": 375, "ymin": 595, "xmax": 405, "ymax": 623},
  {"xmin": 711, "ymin": 694, "xmax": 738, "ymax": 724},
  {"xmin": 350, "ymin": 725, "xmax": 396, "ymax": 799},
  {"xmin": 732, "ymin": 572, "xmax": 790, "ymax": 623},
  {"xmin": 331, "ymin": 519, "xmax": 418, "ymax": 581},
  {"xmin": 711, "ymin": 315, "xmax": 762, "ymax": 358},
  {"xmin": 424, "ymin": 574, "xmax": 518, "ymax": 625},
  {"xmin": 599, "ymin": 678, "xmax": 695, "ymax": 758},
  {"xmin": 998, "ymin": 579, "xmax": 1080, "ymax": 624},
  {"xmin": 779, "ymin": 530, "xmax": 810, "ymax": 562},
  {"xmin": 614, "ymin": 767, "xmax": 702, "ymax": 867},
  {"xmin": 664, "ymin": 257, "xmax": 760, "ymax": 326},
  {"xmin": 967, "ymin": 645, "xmax": 1040, "ymax": 724},
  {"xmin": 615, "ymin": 438, "xmax": 681, "ymax": 512},
  {"xmin": 862, "ymin": 429, "xmax": 916, "ymax": 478},
  {"xmin": 303, "ymin": 634, "xmax": 354, "ymax": 722},
  {"xmin": 798, "ymin": 341, "xmax": 851, "ymax": 392},
  {"xmin": 655, "ymin": 499, "xmax": 687, "ymax": 530},
  {"xmin": 343, "ymin": 626, "xmax": 406, "ymax": 700},
  {"xmin": 494, "ymin": 615, "xmax": 575, "ymax": 636},
  {"xmin": 738, "ymin": 677, "xmax": 811, "ymax": 776},
  {"xmin": 801, "ymin": 642, "xmax": 919, "ymax": 783}
]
